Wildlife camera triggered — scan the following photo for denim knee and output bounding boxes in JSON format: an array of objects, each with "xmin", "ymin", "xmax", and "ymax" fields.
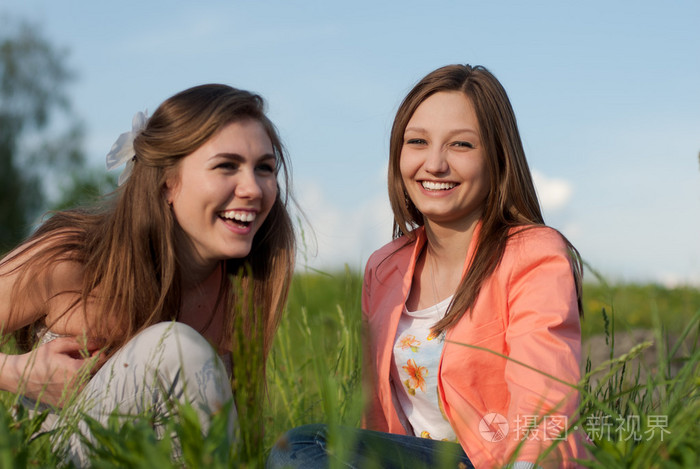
[{"xmin": 267, "ymin": 424, "xmax": 329, "ymax": 469}]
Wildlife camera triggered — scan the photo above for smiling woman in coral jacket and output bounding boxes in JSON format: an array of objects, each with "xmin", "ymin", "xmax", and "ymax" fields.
[{"xmin": 268, "ymin": 65, "xmax": 586, "ymax": 469}]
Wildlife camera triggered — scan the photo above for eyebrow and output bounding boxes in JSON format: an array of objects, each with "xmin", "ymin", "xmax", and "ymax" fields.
[
  {"xmin": 404, "ymin": 126, "xmax": 479, "ymax": 137},
  {"xmin": 211, "ymin": 152, "xmax": 277, "ymax": 162}
]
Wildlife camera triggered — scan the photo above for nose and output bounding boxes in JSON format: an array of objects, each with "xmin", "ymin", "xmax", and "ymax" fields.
[
  {"xmin": 235, "ymin": 169, "xmax": 263, "ymax": 200},
  {"xmin": 424, "ymin": 146, "xmax": 449, "ymax": 174}
]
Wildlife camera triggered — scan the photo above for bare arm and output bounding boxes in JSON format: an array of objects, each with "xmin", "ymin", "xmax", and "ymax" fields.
[
  {"xmin": 0, "ymin": 338, "xmax": 100, "ymax": 406},
  {"xmin": 0, "ymin": 241, "xmax": 50, "ymax": 333},
  {"xmin": 0, "ymin": 241, "xmax": 102, "ymax": 406}
]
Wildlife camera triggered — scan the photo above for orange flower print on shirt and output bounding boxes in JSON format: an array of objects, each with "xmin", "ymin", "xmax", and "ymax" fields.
[
  {"xmin": 398, "ymin": 334, "xmax": 421, "ymax": 352},
  {"xmin": 403, "ymin": 358, "xmax": 428, "ymax": 393}
]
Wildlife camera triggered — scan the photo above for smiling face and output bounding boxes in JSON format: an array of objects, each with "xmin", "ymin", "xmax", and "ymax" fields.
[
  {"xmin": 165, "ymin": 119, "xmax": 278, "ymax": 272},
  {"xmin": 399, "ymin": 91, "xmax": 490, "ymax": 231}
]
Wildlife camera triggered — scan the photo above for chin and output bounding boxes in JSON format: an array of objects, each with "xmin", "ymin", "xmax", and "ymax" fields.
[
  {"xmin": 225, "ymin": 246, "xmax": 254, "ymax": 260},
  {"xmin": 223, "ymin": 252, "xmax": 250, "ymax": 261}
]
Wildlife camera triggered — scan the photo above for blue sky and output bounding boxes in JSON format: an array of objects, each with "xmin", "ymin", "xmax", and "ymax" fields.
[{"xmin": 2, "ymin": 0, "xmax": 699, "ymax": 284}]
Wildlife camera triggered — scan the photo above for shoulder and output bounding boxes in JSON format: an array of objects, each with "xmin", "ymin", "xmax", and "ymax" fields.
[
  {"xmin": 365, "ymin": 235, "xmax": 414, "ymax": 269},
  {"xmin": 362, "ymin": 232, "xmax": 417, "ymax": 303},
  {"xmin": 3, "ymin": 225, "xmax": 86, "ymax": 292},
  {"xmin": 495, "ymin": 225, "xmax": 579, "ymax": 293},
  {"xmin": 364, "ymin": 231, "xmax": 419, "ymax": 281},
  {"xmin": 505, "ymin": 225, "xmax": 570, "ymax": 259},
  {"xmin": 2, "ymin": 228, "xmax": 74, "ymax": 271},
  {"xmin": 0, "ymin": 232, "xmax": 84, "ymax": 332},
  {"xmin": 499, "ymin": 225, "xmax": 574, "ymax": 279}
]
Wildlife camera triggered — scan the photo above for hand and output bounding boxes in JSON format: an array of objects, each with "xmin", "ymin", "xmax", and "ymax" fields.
[{"xmin": 10, "ymin": 337, "xmax": 103, "ymax": 407}]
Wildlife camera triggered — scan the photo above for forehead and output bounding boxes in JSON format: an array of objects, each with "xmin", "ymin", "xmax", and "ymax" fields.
[
  {"xmin": 175, "ymin": 119, "xmax": 274, "ymax": 169},
  {"xmin": 205, "ymin": 119, "xmax": 273, "ymax": 150},
  {"xmin": 408, "ymin": 91, "xmax": 478, "ymax": 129},
  {"xmin": 169, "ymin": 119, "xmax": 274, "ymax": 178}
]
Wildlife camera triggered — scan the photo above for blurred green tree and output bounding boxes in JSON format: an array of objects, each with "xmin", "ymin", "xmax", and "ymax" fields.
[{"xmin": 0, "ymin": 20, "xmax": 115, "ymax": 252}]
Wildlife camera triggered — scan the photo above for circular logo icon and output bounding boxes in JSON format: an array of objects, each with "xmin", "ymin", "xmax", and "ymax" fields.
[{"xmin": 479, "ymin": 412, "xmax": 509, "ymax": 442}]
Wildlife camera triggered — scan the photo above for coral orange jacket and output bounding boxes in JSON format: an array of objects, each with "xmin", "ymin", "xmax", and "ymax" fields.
[{"xmin": 362, "ymin": 225, "xmax": 587, "ymax": 468}]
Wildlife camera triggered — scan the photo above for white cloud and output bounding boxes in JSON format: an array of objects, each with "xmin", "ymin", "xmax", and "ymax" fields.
[
  {"xmin": 294, "ymin": 169, "xmax": 576, "ymax": 272},
  {"xmin": 657, "ymin": 271, "xmax": 700, "ymax": 288},
  {"xmin": 531, "ymin": 170, "xmax": 573, "ymax": 212},
  {"xmin": 293, "ymin": 180, "xmax": 393, "ymax": 272}
]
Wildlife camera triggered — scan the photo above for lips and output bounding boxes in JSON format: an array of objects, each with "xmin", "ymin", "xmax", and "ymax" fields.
[
  {"xmin": 421, "ymin": 180, "xmax": 458, "ymax": 191},
  {"xmin": 218, "ymin": 209, "xmax": 257, "ymax": 228}
]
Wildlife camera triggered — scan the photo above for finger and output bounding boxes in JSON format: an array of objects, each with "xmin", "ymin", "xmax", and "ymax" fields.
[
  {"xmin": 48, "ymin": 337, "xmax": 104, "ymax": 360},
  {"xmin": 47, "ymin": 336, "xmax": 86, "ymax": 352}
]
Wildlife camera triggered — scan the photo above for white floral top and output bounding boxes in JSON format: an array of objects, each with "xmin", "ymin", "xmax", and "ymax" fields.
[{"xmin": 392, "ymin": 295, "xmax": 457, "ymax": 441}]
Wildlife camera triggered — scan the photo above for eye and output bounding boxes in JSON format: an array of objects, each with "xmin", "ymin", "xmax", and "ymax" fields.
[
  {"xmin": 452, "ymin": 141, "xmax": 475, "ymax": 149},
  {"xmin": 215, "ymin": 162, "xmax": 238, "ymax": 171},
  {"xmin": 256, "ymin": 162, "xmax": 276, "ymax": 174},
  {"xmin": 405, "ymin": 138, "xmax": 427, "ymax": 145}
]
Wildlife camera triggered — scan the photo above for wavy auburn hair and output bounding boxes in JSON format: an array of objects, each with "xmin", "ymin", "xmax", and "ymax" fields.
[
  {"xmin": 387, "ymin": 65, "xmax": 582, "ymax": 334},
  {"xmin": 9, "ymin": 84, "xmax": 295, "ymax": 361}
]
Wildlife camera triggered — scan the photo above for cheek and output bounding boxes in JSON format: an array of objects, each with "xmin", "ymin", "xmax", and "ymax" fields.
[
  {"xmin": 475, "ymin": 163, "xmax": 491, "ymax": 192},
  {"xmin": 461, "ymin": 153, "xmax": 489, "ymax": 186},
  {"xmin": 398, "ymin": 153, "xmax": 414, "ymax": 182},
  {"xmin": 472, "ymin": 168, "xmax": 492, "ymax": 206},
  {"xmin": 255, "ymin": 182, "xmax": 278, "ymax": 228},
  {"xmin": 262, "ymin": 179, "xmax": 278, "ymax": 208}
]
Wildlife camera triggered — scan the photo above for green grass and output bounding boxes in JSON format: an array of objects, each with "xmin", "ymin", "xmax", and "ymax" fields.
[
  {"xmin": 1, "ymin": 269, "xmax": 698, "ymax": 467},
  {"xmin": 581, "ymin": 282, "xmax": 700, "ymax": 337}
]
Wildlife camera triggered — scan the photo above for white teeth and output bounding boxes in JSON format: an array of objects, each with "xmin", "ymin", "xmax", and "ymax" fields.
[
  {"xmin": 220, "ymin": 211, "xmax": 256, "ymax": 222},
  {"xmin": 421, "ymin": 181, "xmax": 457, "ymax": 191}
]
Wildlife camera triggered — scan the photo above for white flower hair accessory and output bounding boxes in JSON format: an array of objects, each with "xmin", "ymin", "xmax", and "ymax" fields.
[{"xmin": 106, "ymin": 111, "xmax": 149, "ymax": 185}]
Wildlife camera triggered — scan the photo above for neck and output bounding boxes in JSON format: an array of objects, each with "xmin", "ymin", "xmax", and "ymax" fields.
[
  {"xmin": 423, "ymin": 216, "xmax": 480, "ymax": 272},
  {"xmin": 416, "ymin": 217, "xmax": 479, "ymax": 305},
  {"xmin": 178, "ymin": 262, "xmax": 225, "ymax": 348},
  {"xmin": 174, "ymin": 229, "xmax": 221, "ymax": 289},
  {"xmin": 182, "ymin": 261, "xmax": 222, "ymax": 291}
]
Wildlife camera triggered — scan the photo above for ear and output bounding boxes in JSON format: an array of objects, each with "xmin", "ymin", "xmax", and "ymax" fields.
[{"xmin": 163, "ymin": 175, "xmax": 179, "ymax": 205}]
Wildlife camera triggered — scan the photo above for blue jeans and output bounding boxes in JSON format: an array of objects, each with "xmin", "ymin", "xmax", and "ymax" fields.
[{"xmin": 267, "ymin": 424, "xmax": 474, "ymax": 469}]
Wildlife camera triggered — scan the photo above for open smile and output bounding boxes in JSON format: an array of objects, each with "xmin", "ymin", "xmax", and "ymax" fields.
[
  {"xmin": 218, "ymin": 209, "xmax": 257, "ymax": 230},
  {"xmin": 421, "ymin": 180, "xmax": 458, "ymax": 191}
]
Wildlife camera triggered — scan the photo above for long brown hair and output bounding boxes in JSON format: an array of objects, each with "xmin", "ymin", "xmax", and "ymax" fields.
[
  {"xmin": 6, "ymin": 84, "xmax": 295, "ymax": 361},
  {"xmin": 387, "ymin": 65, "xmax": 582, "ymax": 334}
]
